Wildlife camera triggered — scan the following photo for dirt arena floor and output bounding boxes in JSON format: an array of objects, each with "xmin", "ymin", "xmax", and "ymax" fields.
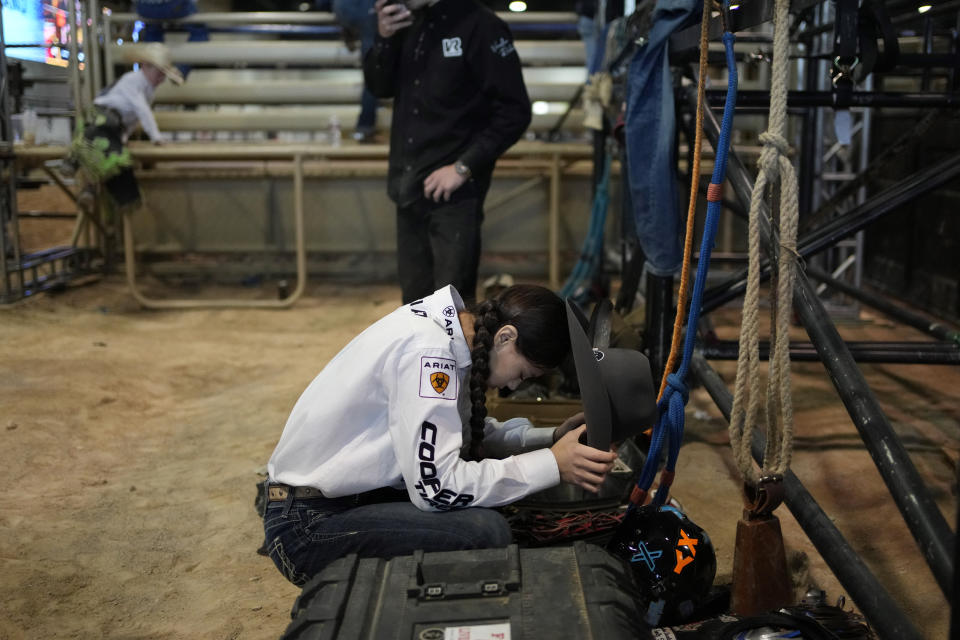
[{"xmin": 1, "ymin": 273, "xmax": 957, "ymax": 635}]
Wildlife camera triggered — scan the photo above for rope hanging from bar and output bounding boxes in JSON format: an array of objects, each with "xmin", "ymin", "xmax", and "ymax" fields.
[
  {"xmin": 629, "ymin": 3, "xmax": 739, "ymax": 508},
  {"xmin": 727, "ymin": 0, "xmax": 800, "ymax": 491},
  {"xmin": 655, "ymin": 0, "xmax": 711, "ymax": 404}
]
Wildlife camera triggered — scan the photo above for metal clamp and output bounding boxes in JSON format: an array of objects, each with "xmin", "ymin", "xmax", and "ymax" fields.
[
  {"xmin": 831, "ymin": 56, "xmax": 859, "ymax": 87},
  {"xmin": 743, "ymin": 474, "xmax": 785, "ymax": 518}
]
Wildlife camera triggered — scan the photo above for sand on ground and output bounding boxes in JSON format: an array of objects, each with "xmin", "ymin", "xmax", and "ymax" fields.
[{"xmin": 1, "ymin": 277, "xmax": 957, "ymax": 639}]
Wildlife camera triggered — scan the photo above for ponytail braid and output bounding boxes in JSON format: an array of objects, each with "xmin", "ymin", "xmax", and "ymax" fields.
[
  {"xmin": 465, "ymin": 284, "xmax": 570, "ymax": 461},
  {"xmin": 468, "ymin": 298, "xmax": 501, "ymax": 461}
]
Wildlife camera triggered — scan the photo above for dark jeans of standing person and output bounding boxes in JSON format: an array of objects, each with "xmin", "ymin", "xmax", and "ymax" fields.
[
  {"xmin": 262, "ymin": 492, "xmax": 512, "ymax": 587},
  {"xmin": 334, "ymin": 0, "xmax": 378, "ymax": 138},
  {"xmin": 396, "ymin": 176, "xmax": 490, "ymax": 305}
]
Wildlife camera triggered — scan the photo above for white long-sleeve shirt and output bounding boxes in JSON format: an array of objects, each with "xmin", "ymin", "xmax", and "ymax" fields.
[
  {"xmin": 267, "ymin": 285, "xmax": 560, "ymax": 511},
  {"xmin": 94, "ymin": 70, "xmax": 162, "ymax": 142}
]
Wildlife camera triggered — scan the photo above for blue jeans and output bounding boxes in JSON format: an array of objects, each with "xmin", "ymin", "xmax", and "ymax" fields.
[
  {"xmin": 623, "ymin": 0, "xmax": 700, "ymax": 276},
  {"xmin": 334, "ymin": 0, "xmax": 378, "ymax": 132},
  {"xmin": 577, "ymin": 16, "xmax": 598, "ymax": 77},
  {"xmin": 262, "ymin": 494, "xmax": 512, "ymax": 586}
]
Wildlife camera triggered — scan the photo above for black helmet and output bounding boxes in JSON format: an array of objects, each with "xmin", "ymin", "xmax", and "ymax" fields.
[{"xmin": 606, "ymin": 505, "xmax": 717, "ymax": 626}]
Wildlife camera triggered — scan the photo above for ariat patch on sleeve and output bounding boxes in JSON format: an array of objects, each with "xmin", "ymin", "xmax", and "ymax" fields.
[{"xmin": 419, "ymin": 356, "xmax": 458, "ymax": 400}]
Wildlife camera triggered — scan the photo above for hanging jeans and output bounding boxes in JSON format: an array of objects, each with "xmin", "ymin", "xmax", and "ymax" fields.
[
  {"xmin": 334, "ymin": 0, "xmax": 379, "ymax": 134},
  {"xmin": 578, "ymin": 16, "xmax": 599, "ymax": 77},
  {"xmin": 623, "ymin": 0, "xmax": 701, "ymax": 276}
]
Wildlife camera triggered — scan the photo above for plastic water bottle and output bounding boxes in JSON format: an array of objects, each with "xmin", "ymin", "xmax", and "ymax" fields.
[{"xmin": 329, "ymin": 115, "xmax": 341, "ymax": 147}]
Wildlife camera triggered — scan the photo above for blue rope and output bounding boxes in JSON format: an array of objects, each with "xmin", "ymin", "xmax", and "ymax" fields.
[
  {"xmin": 560, "ymin": 152, "xmax": 612, "ymax": 302},
  {"xmin": 635, "ymin": 29, "xmax": 739, "ymax": 507}
]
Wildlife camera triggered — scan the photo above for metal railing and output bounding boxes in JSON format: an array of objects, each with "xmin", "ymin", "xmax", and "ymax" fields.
[{"xmin": 13, "ymin": 141, "xmax": 595, "ymax": 307}]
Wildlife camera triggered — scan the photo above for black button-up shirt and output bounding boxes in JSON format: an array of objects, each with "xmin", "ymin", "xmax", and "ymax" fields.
[{"xmin": 363, "ymin": 0, "xmax": 532, "ymax": 207}]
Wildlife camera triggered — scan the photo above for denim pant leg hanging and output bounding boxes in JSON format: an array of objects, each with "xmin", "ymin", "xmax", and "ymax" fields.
[{"xmin": 623, "ymin": 0, "xmax": 701, "ymax": 277}]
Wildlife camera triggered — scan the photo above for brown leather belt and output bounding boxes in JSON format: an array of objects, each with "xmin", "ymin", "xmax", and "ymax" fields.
[
  {"xmin": 267, "ymin": 483, "xmax": 410, "ymax": 506},
  {"xmin": 267, "ymin": 484, "xmax": 328, "ymax": 502}
]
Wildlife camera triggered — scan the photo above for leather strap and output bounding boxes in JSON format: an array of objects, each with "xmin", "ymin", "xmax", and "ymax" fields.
[
  {"xmin": 832, "ymin": 0, "xmax": 860, "ymax": 108},
  {"xmin": 267, "ymin": 484, "xmax": 327, "ymax": 502},
  {"xmin": 858, "ymin": 0, "xmax": 899, "ymax": 78}
]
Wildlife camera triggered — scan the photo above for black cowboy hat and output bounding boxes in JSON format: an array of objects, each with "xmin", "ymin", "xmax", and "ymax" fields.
[{"xmin": 566, "ymin": 299, "xmax": 658, "ymax": 451}]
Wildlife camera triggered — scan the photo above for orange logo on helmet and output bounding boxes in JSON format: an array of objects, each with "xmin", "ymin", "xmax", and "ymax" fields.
[
  {"xmin": 673, "ymin": 528, "xmax": 699, "ymax": 574},
  {"xmin": 430, "ymin": 372, "xmax": 450, "ymax": 394}
]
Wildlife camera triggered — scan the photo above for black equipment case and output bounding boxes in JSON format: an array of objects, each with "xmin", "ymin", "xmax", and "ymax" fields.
[{"xmin": 280, "ymin": 541, "xmax": 649, "ymax": 640}]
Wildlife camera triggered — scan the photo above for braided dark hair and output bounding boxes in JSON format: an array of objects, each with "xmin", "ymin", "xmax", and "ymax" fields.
[{"xmin": 467, "ymin": 284, "xmax": 570, "ymax": 460}]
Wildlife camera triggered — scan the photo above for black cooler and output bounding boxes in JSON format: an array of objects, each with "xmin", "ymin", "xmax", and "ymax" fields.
[{"xmin": 280, "ymin": 541, "xmax": 649, "ymax": 640}]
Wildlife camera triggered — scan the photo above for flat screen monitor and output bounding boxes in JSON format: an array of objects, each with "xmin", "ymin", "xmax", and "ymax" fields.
[{"xmin": 3, "ymin": 0, "xmax": 82, "ymax": 67}]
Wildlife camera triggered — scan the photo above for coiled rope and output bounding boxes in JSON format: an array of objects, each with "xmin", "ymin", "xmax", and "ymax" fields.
[
  {"xmin": 630, "ymin": 5, "xmax": 739, "ymax": 508},
  {"xmin": 727, "ymin": 0, "xmax": 800, "ymax": 487}
]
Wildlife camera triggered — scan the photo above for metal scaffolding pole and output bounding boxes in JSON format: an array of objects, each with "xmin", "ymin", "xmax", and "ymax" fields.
[
  {"xmin": 806, "ymin": 266, "xmax": 960, "ymax": 344},
  {"xmin": 700, "ymin": 104, "xmax": 955, "ymax": 598},
  {"xmin": 68, "ymin": 0, "xmax": 82, "ymax": 117},
  {"xmin": 106, "ymin": 10, "xmax": 578, "ymax": 25},
  {"xmin": 799, "ymin": 152, "xmax": 960, "ymax": 257},
  {"xmin": 88, "ymin": 0, "xmax": 102, "ymax": 98},
  {"xmin": 690, "ymin": 353, "xmax": 924, "ymax": 640},
  {"xmin": 0, "ymin": 9, "xmax": 25, "ymax": 303},
  {"xmin": 703, "ymin": 340, "xmax": 960, "ymax": 364},
  {"xmin": 706, "ymin": 90, "xmax": 960, "ymax": 108},
  {"xmin": 700, "ymin": 150, "xmax": 960, "ymax": 313}
]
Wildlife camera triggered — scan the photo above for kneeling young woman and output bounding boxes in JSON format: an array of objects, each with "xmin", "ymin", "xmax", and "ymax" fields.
[{"xmin": 262, "ymin": 284, "xmax": 617, "ymax": 586}]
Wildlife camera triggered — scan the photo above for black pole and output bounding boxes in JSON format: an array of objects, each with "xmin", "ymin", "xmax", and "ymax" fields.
[
  {"xmin": 806, "ymin": 266, "xmax": 960, "ymax": 345},
  {"xmin": 690, "ymin": 353, "xmax": 925, "ymax": 640},
  {"xmin": 700, "ymin": 150, "xmax": 960, "ymax": 314},
  {"xmin": 706, "ymin": 89, "xmax": 960, "ymax": 108},
  {"xmin": 791, "ymin": 278, "xmax": 955, "ymax": 596},
  {"xmin": 952, "ymin": 465, "xmax": 959, "ymax": 639},
  {"xmin": 799, "ymin": 152, "xmax": 960, "ymax": 258},
  {"xmin": 703, "ymin": 340, "xmax": 960, "ymax": 364},
  {"xmin": 700, "ymin": 104, "xmax": 955, "ymax": 598},
  {"xmin": 643, "ymin": 272, "xmax": 673, "ymax": 384},
  {"xmin": 803, "ymin": 109, "xmax": 943, "ymax": 232}
]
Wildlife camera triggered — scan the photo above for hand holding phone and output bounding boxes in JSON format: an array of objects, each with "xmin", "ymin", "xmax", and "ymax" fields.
[{"xmin": 375, "ymin": 0, "xmax": 413, "ymax": 38}]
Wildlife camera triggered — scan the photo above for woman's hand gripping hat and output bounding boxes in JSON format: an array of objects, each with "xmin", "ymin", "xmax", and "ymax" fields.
[{"xmin": 565, "ymin": 299, "xmax": 658, "ymax": 451}]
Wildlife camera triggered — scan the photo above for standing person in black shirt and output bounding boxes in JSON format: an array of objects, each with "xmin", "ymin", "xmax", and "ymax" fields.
[{"xmin": 363, "ymin": 0, "xmax": 532, "ymax": 304}]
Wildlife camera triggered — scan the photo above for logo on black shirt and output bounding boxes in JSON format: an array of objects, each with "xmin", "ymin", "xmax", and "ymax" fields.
[
  {"xmin": 490, "ymin": 37, "xmax": 516, "ymax": 58},
  {"xmin": 442, "ymin": 37, "xmax": 463, "ymax": 57}
]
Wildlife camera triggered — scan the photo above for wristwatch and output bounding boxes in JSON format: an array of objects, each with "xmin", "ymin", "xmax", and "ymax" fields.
[{"xmin": 454, "ymin": 160, "xmax": 472, "ymax": 179}]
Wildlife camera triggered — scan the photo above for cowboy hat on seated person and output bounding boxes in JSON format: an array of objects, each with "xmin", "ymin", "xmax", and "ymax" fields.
[{"xmin": 565, "ymin": 299, "xmax": 657, "ymax": 451}]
